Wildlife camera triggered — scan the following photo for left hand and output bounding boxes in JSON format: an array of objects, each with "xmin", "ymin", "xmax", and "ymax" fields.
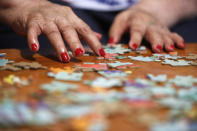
[{"xmin": 109, "ymin": 8, "xmax": 185, "ymax": 53}]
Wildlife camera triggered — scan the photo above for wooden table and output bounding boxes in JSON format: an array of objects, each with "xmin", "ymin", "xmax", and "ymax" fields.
[{"xmin": 0, "ymin": 43, "xmax": 197, "ymax": 131}]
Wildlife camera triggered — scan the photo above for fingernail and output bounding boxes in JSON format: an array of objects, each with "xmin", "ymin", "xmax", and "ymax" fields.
[
  {"xmin": 75, "ymin": 48, "xmax": 84, "ymax": 56},
  {"xmin": 31, "ymin": 43, "xmax": 37, "ymax": 52},
  {"xmin": 61, "ymin": 52, "xmax": 70, "ymax": 62},
  {"xmin": 156, "ymin": 45, "xmax": 162, "ymax": 52},
  {"xmin": 166, "ymin": 44, "xmax": 174, "ymax": 51},
  {"xmin": 99, "ymin": 48, "xmax": 106, "ymax": 57},
  {"xmin": 179, "ymin": 42, "xmax": 185, "ymax": 48},
  {"xmin": 108, "ymin": 37, "xmax": 114, "ymax": 44},
  {"xmin": 95, "ymin": 32, "xmax": 102, "ymax": 40},
  {"xmin": 170, "ymin": 44, "xmax": 174, "ymax": 50},
  {"xmin": 132, "ymin": 43, "xmax": 138, "ymax": 50}
]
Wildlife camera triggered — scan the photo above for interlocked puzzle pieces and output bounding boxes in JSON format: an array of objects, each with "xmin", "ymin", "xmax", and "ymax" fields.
[{"xmin": 0, "ymin": 62, "xmax": 47, "ymax": 71}]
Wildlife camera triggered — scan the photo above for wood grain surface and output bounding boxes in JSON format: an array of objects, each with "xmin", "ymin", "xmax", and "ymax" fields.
[{"xmin": 0, "ymin": 43, "xmax": 197, "ymax": 131}]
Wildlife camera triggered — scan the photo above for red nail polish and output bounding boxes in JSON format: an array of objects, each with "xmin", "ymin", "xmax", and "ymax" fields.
[
  {"xmin": 180, "ymin": 42, "xmax": 185, "ymax": 48},
  {"xmin": 75, "ymin": 48, "xmax": 84, "ymax": 56},
  {"xmin": 95, "ymin": 32, "xmax": 102, "ymax": 39},
  {"xmin": 99, "ymin": 48, "xmax": 106, "ymax": 57},
  {"xmin": 31, "ymin": 43, "xmax": 37, "ymax": 52},
  {"xmin": 108, "ymin": 37, "xmax": 114, "ymax": 44},
  {"xmin": 61, "ymin": 52, "xmax": 70, "ymax": 62},
  {"xmin": 170, "ymin": 44, "xmax": 174, "ymax": 50},
  {"xmin": 156, "ymin": 45, "xmax": 162, "ymax": 51},
  {"xmin": 132, "ymin": 43, "xmax": 138, "ymax": 50}
]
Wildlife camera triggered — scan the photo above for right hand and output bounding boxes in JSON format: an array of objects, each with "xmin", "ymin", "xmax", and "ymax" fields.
[{"xmin": 1, "ymin": 0, "xmax": 105, "ymax": 62}]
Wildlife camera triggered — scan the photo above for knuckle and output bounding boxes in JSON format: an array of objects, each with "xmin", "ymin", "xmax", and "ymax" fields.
[
  {"xmin": 43, "ymin": 23, "xmax": 59, "ymax": 36},
  {"xmin": 77, "ymin": 25, "xmax": 92, "ymax": 35},
  {"xmin": 60, "ymin": 25, "xmax": 73, "ymax": 34},
  {"xmin": 131, "ymin": 28, "xmax": 144, "ymax": 35},
  {"xmin": 45, "ymin": 30, "xmax": 59, "ymax": 36}
]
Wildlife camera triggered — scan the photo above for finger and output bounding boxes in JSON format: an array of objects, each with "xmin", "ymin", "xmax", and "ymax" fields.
[
  {"xmin": 128, "ymin": 21, "xmax": 146, "ymax": 50},
  {"xmin": 94, "ymin": 32, "xmax": 102, "ymax": 40},
  {"xmin": 170, "ymin": 33, "xmax": 185, "ymax": 49},
  {"xmin": 43, "ymin": 23, "xmax": 70, "ymax": 62},
  {"xmin": 27, "ymin": 23, "xmax": 41, "ymax": 52},
  {"xmin": 162, "ymin": 34, "xmax": 175, "ymax": 52},
  {"xmin": 57, "ymin": 22, "xmax": 84, "ymax": 57},
  {"xmin": 78, "ymin": 32, "xmax": 102, "ymax": 41},
  {"xmin": 145, "ymin": 28, "xmax": 164, "ymax": 53},
  {"xmin": 109, "ymin": 13, "xmax": 128, "ymax": 44},
  {"xmin": 76, "ymin": 21, "xmax": 106, "ymax": 57}
]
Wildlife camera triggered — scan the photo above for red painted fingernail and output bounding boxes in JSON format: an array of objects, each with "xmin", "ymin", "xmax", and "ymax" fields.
[
  {"xmin": 75, "ymin": 48, "xmax": 84, "ymax": 56},
  {"xmin": 180, "ymin": 42, "xmax": 185, "ymax": 48},
  {"xmin": 156, "ymin": 45, "xmax": 162, "ymax": 52},
  {"xmin": 31, "ymin": 43, "xmax": 37, "ymax": 52},
  {"xmin": 108, "ymin": 37, "xmax": 114, "ymax": 44},
  {"xmin": 61, "ymin": 52, "xmax": 70, "ymax": 62},
  {"xmin": 170, "ymin": 44, "xmax": 174, "ymax": 50},
  {"xmin": 99, "ymin": 48, "xmax": 106, "ymax": 57},
  {"xmin": 132, "ymin": 43, "xmax": 138, "ymax": 50},
  {"xmin": 95, "ymin": 32, "xmax": 102, "ymax": 40}
]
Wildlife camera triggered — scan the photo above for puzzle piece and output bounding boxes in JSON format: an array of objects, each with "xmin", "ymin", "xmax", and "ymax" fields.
[
  {"xmin": 147, "ymin": 74, "xmax": 167, "ymax": 82},
  {"xmin": 90, "ymin": 77, "xmax": 123, "ymax": 88},
  {"xmin": 49, "ymin": 67, "xmax": 74, "ymax": 73},
  {"xmin": 41, "ymin": 81, "xmax": 78, "ymax": 93},
  {"xmin": 103, "ymin": 44, "xmax": 131, "ymax": 54},
  {"xmin": 13, "ymin": 62, "xmax": 47, "ymax": 69},
  {"xmin": 0, "ymin": 65, "xmax": 21, "ymax": 71},
  {"xmin": 168, "ymin": 75, "xmax": 197, "ymax": 87},
  {"xmin": 162, "ymin": 59, "xmax": 191, "ymax": 66},
  {"xmin": 128, "ymin": 56, "xmax": 155, "ymax": 62},
  {"xmin": 153, "ymin": 53, "xmax": 181, "ymax": 60},
  {"xmin": 0, "ymin": 61, "xmax": 47, "ymax": 71},
  {"xmin": 115, "ymin": 56, "xmax": 127, "ymax": 59},
  {"xmin": 0, "ymin": 59, "xmax": 9, "ymax": 66},
  {"xmin": 184, "ymin": 54, "xmax": 197, "ymax": 60},
  {"xmin": 191, "ymin": 61, "xmax": 197, "ymax": 66},
  {"xmin": 48, "ymin": 72, "xmax": 83, "ymax": 81},
  {"xmin": 98, "ymin": 70, "xmax": 127, "ymax": 78},
  {"xmin": 107, "ymin": 61, "xmax": 133, "ymax": 68},
  {"xmin": 0, "ymin": 53, "xmax": 6, "ymax": 57},
  {"xmin": 74, "ymin": 63, "xmax": 108, "ymax": 71}
]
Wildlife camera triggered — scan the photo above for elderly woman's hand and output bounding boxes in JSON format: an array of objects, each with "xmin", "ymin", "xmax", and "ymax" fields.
[
  {"xmin": 0, "ymin": 0, "xmax": 104, "ymax": 62},
  {"xmin": 109, "ymin": 3, "xmax": 185, "ymax": 53}
]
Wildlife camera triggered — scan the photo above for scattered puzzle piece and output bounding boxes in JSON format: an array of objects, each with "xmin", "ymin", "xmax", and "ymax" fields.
[
  {"xmin": 103, "ymin": 44, "xmax": 131, "ymax": 55},
  {"xmin": 90, "ymin": 77, "xmax": 123, "ymax": 88},
  {"xmin": 0, "ymin": 61, "xmax": 47, "ymax": 71},
  {"xmin": 128, "ymin": 56, "xmax": 155, "ymax": 62},
  {"xmin": 147, "ymin": 74, "xmax": 167, "ymax": 82},
  {"xmin": 98, "ymin": 70, "xmax": 127, "ymax": 78},
  {"xmin": 0, "ymin": 53, "xmax": 6, "ymax": 57},
  {"xmin": 184, "ymin": 54, "xmax": 197, "ymax": 60},
  {"xmin": 0, "ymin": 59, "xmax": 9, "ymax": 66},
  {"xmin": 41, "ymin": 81, "xmax": 78, "ymax": 93},
  {"xmin": 48, "ymin": 72, "xmax": 83, "ymax": 81},
  {"xmin": 168, "ymin": 75, "xmax": 197, "ymax": 87},
  {"xmin": 74, "ymin": 63, "xmax": 108, "ymax": 71},
  {"xmin": 162, "ymin": 59, "xmax": 191, "ymax": 66},
  {"xmin": 107, "ymin": 61, "xmax": 133, "ymax": 68}
]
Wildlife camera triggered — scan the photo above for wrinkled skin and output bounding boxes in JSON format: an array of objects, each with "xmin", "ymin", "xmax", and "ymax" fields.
[
  {"xmin": 109, "ymin": 8, "xmax": 185, "ymax": 53},
  {"xmin": 0, "ymin": 0, "xmax": 189, "ymax": 63}
]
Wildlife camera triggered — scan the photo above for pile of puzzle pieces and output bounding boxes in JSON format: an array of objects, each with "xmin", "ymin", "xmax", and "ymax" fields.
[{"xmin": 0, "ymin": 44, "xmax": 197, "ymax": 131}]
